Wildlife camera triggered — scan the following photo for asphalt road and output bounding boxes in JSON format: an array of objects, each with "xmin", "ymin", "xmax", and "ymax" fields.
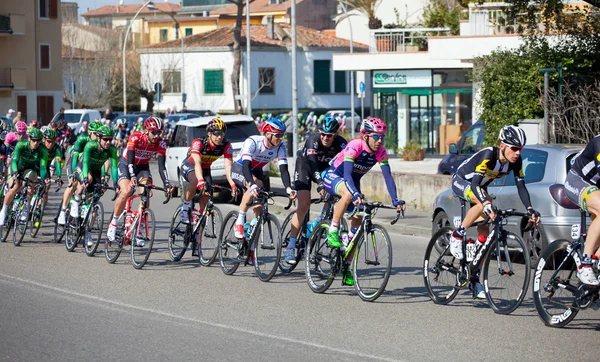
[{"xmin": 0, "ymin": 181, "xmax": 599, "ymax": 361}]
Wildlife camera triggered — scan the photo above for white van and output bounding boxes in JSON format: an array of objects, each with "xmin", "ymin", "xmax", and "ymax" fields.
[{"xmin": 50, "ymin": 109, "xmax": 102, "ymax": 133}]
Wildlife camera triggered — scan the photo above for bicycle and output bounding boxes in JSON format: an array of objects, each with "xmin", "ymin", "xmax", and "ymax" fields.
[
  {"xmin": 9, "ymin": 175, "xmax": 46, "ymax": 246},
  {"xmin": 104, "ymin": 183, "xmax": 172, "ymax": 269},
  {"xmin": 29, "ymin": 178, "xmax": 62, "ymax": 238},
  {"xmin": 532, "ymin": 184, "xmax": 600, "ymax": 327},
  {"xmin": 167, "ymin": 185, "xmax": 227, "ymax": 266},
  {"xmin": 64, "ymin": 182, "xmax": 114, "ymax": 256},
  {"xmin": 278, "ymin": 194, "xmax": 348, "ymax": 273},
  {"xmin": 305, "ymin": 201, "xmax": 402, "ymax": 302},
  {"xmin": 423, "ymin": 198, "xmax": 531, "ymax": 314},
  {"xmin": 218, "ymin": 190, "xmax": 286, "ymax": 282}
]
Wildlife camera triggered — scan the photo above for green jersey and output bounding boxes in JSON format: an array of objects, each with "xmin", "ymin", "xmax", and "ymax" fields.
[
  {"xmin": 81, "ymin": 140, "xmax": 118, "ymax": 182},
  {"xmin": 71, "ymin": 133, "xmax": 90, "ymax": 171},
  {"xmin": 42, "ymin": 143, "xmax": 64, "ymax": 177},
  {"xmin": 11, "ymin": 139, "xmax": 49, "ymax": 178}
]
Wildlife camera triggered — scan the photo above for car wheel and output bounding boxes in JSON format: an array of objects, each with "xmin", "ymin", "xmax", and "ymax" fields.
[
  {"xmin": 523, "ymin": 223, "xmax": 547, "ymax": 268},
  {"xmin": 432, "ymin": 211, "xmax": 451, "ymax": 234}
]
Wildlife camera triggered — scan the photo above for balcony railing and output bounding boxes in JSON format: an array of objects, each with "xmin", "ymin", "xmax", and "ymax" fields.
[
  {"xmin": 369, "ymin": 28, "xmax": 451, "ymax": 53},
  {"xmin": 0, "ymin": 13, "xmax": 25, "ymax": 35},
  {"xmin": 0, "ymin": 14, "xmax": 10, "ymax": 33},
  {"xmin": 0, "ymin": 68, "xmax": 12, "ymax": 88}
]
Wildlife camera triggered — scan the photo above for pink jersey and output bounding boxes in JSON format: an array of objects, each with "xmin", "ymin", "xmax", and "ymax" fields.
[
  {"xmin": 330, "ymin": 138, "xmax": 388, "ymax": 175},
  {"xmin": 4, "ymin": 132, "xmax": 26, "ymax": 149}
]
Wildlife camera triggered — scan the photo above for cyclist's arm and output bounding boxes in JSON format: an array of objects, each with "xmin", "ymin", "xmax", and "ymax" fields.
[
  {"xmin": 157, "ymin": 154, "xmax": 169, "ymax": 186},
  {"xmin": 277, "ymin": 145, "xmax": 291, "ymax": 190},
  {"xmin": 126, "ymin": 133, "xmax": 138, "ymax": 178},
  {"xmin": 11, "ymin": 142, "xmax": 22, "ymax": 175},
  {"xmin": 240, "ymin": 138, "xmax": 257, "ymax": 188},
  {"xmin": 190, "ymin": 139, "xmax": 204, "ymax": 183},
  {"xmin": 39, "ymin": 148, "xmax": 49, "ymax": 179},
  {"xmin": 110, "ymin": 147, "xmax": 118, "ymax": 186},
  {"xmin": 81, "ymin": 143, "xmax": 92, "ymax": 178},
  {"xmin": 54, "ymin": 147, "xmax": 63, "ymax": 178},
  {"xmin": 342, "ymin": 157, "xmax": 360, "ymax": 196},
  {"xmin": 380, "ymin": 161, "xmax": 400, "ymax": 206},
  {"xmin": 513, "ymin": 159, "xmax": 532, "ymax": 209},
  {"xmin": 223, "ymin": 143, "xmax": 235, "ymax": 188},
  {"xmin": 305, "ymin": 137, "xmax": 322, "ymax": 184}
]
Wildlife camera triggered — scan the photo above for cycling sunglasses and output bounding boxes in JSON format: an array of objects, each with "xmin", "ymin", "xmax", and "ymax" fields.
[
  {"xmin": 17, "ymin": 132, "xmax": 26, "ymax": 137},
  {"xmin": 509, "ymin": 146, "xmax": 523, "ymax": 152},
  {"xmin": 320, "ymin": 132, "xmax": 334, "ymax": 139},
  {"xmin": 150, "ymin": 130, "xmax": 162, "ymax": 136},
  {"xmin": 369, "ymin": 134, "xmax": 385, "ymax": 142},
  {"xmin": 30, "ymin": 138, "xmax": 41, "ymax": 143},
  {"xmin": 270, "ymin": 133, "xmax": 284, "ymax": 139},
  {"xmin": 211, "ymin": 131, "xmax": 225, "ymax": 137},
  {"xmin": 101, "ymin": 137, "xmax": 113, "ymax": 142}
]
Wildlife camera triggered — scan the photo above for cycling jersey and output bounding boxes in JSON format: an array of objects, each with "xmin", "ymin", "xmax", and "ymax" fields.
[
  {"xmin": 70, "ymin": 133, "xmax": 90, "ymax": 171},
  {"xmin": 80, "ymin": 140, "xmax": 118, "ymax": 182},
  {"xmin": 125, "ymin": 131, "xmax": 167, "ymax": 165},
  {"xmin": 233, "ymin": 135, "xmax": 287, "ymax": 170},
  {"xmin": 116, "ymin": 126, "xmax": 130, "ymax": 140},
  {"xmin": 11, "ymin": 140, "xmax": 49, "ymax": 178},
  {"xmin": 296, "ymin": 132, "xmax": 346, "ymax": 184},
  {"xmin": 42, "ymin": 143, "xmax": 63, "ymax": 177},
  {"xmin": 454, "ymin": 146, "xmax": 531, "ymax": 207},
  {"xmin": 4, "ymin": 132, "xmax": 27, "ymax": 158},
  {"xmin": 571, "ymin": 135, "xmax": 600, "ymax": 184},
  {"xmin": 187, "ymin": 137, "xmax": 233, "ymax": 169}
]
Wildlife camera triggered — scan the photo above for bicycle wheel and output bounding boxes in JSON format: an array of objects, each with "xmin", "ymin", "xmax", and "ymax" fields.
[
  {"xmin": 199, "ymin": 206, "xmax": 223, "ymax": 266},
  {"xmin": 278, "ymin": 211, "xmax": 301, "ymax": 273},
  {"xmin": 29, "ymin": 193, "xmax": 44, "ymax": 238},
  {"xmin": 168, "ymin": 206, "xmax": 189, "ymax": 261},
  {"xmin": 483, "ymin": 232, "xmax": 531, "ymax": 314},
  {"xmin": 305, "ymin": 220, "xmax": 338, "ymax": 293},
  {"xmin": 423, "ymin": 227, "xmax": 460, "ymax": 304},
  {"xmin": 131, "ymin": 208, "xmax": 156, "ymax": 269},
  {"xmin": 53, "ymin": 206, "xmax": 66, "ymax": 244},
  {"xmin": 253, "ymin": 213, "xmax": 282, "ymax": 282},
  {"xmin": 218, "ymin": 210, "xmax": 241, "ymax": 275},
  {"xmin": 532, "ymin": 239, "xmax": 579, "ymax": 327},
  {"xmin": 13, "ymin": 197, "xmax": 30, "ymax": 246},
  {"xmin": 105, "ymin": 213, "xmax": 124, "ymax": 264},
  {"xmin": 64, "ymin": 214, "xmax": 82, "ymax": 252},
  {"xmin": 1, "ymin": 208, "xmax": 14, "ymax": 243},
  {"xmin": 353, "ymin": 224, "xmax": 393, "ymax": 302},
  {"xmin": 84, "ymin": 202, "xmax": 104, "ymax": 257}
]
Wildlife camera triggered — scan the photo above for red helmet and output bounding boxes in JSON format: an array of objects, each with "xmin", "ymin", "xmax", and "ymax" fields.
[{"xmin": 144, "ymin": 116, "xmax": 163, "ymax": 131}]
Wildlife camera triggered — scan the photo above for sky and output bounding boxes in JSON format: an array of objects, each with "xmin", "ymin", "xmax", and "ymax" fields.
[{"xmin": 72, "ymin": 0, "xmax": 179, "ymax": 18}]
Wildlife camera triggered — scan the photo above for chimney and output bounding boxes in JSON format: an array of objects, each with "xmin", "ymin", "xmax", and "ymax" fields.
[{"xmin": 266, "ymin": 15, "xmax": 274, "ymax": 39}]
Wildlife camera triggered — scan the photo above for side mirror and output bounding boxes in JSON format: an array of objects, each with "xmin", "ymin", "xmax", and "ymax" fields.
[{"xmin": 449, "ymin": 143, "xmax": 458, "ymax": 154}]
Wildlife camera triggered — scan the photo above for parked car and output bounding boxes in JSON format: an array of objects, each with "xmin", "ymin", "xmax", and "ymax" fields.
[
  {"xmin": 166, "ymin": 115, "xmax": 269, "ymax": 198},
  {"xmin": 437, "ymin": 121, "xmax": 485, "ymax": 175},
  {"xmin": 50, "ymin": 109, "xmax": 102, "ymax": 134},
  {"xmin": 0, "ymin": 116, "xmax": 12, "ymax": 130},
  {"xmin": 324, "ymin": 110, "xmax": 361, "ymax": 133},
  {"xmin": 432, "ymin": 144, "xmax": 584, "ymax": 263},
  {"xmin": 112, "ymin": 114, "xmax": 148, "ymax": 130}
]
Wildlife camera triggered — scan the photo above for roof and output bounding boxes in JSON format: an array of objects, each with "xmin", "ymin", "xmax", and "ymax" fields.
[
  {"xmin": 178, "ymin": 4, "xmax": 230, "ymax": 15},
  {"xmin": 82, "ymin": 3, "xmax": 181, "ymax": 17},
  {"xmin": 62, "ymin": 23, "xmax": 121, "ymax": 39},
  {"xmin": 145, "ymin": 23, "xmax": 368, "ymax": 50},
  {"xmin": 62, "ymin": 45, "xmax": 97, "ymax": 59},
  {"xmin": 211, "ymin": 0, "xmax": 304, "ymax": 15}
]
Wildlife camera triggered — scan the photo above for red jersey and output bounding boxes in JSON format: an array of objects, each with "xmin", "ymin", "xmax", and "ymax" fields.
[
  {"xmin": 187, "ymin": 137, "xmax": 233, "ymax": 169},
  {"xmin": 125, "ymin": 131, "xmax": 167, "ymax": 165}
]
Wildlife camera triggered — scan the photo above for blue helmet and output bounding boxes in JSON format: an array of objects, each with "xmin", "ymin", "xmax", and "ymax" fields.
[
  {"xmin": 319, "ymin": 116, "xmax": 340, "ymax": 134},
  {"xmin": 261, "ymin": 118, "xmax": 286, "ymax": 133}
]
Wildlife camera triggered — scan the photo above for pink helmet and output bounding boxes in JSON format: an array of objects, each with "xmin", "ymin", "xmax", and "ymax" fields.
[
  {"xmin": 15, "ymin": 121, "xmax": 27, "ymax": 133},
  {"xmin": 360, "ymin": 117, "xmax": 387, "ymax": 134}
]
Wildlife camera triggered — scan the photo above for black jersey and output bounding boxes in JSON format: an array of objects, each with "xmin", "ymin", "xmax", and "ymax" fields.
[
  {"xmin": 296, "ymin": 133, "xmax": 346, "ymax": 183},
  {"xmin": 571, "ymin": 135, "xmax": 600, "ymax": 184}
]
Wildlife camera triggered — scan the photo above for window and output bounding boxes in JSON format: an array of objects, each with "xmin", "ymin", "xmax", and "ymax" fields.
[
  {"xmin": 204, "ymin": 69, "xmax": 224, "ymax": 94},
  {"xmin": 258, "ymin": 68, "xmax": 275, "ymax": 94},
  {"xmin": 171, "ymin": 125, "xmax": 189, "ymax": 147},
  {"xmin": 458, "ymin": 125, "xmax": 483, "ymax": 155},
  {"xmin": 313, "ymin": 60, "xmax": 330, "ymax": 93},
  {"xmin": 162, "ymin": 70, "xmax": 181, "ymax": 93},
  {"xmin": 160, "ymin": 29, "xmax": 168, "ymax": 42},
  {"xmin": 39, "ymin": 0, "xmax": 58, "ymax": 19},
  {"xmin": 40, "ymin": 44, "xmax": 50, "ymax": 70},
  {"xmin": 504, "ymin": 149, "xmax": 548, "ymax": 185},
  {"xmin": 39, "ymin": 0, "xmax": 48, "ymax": 18},
  {"xmin": 82, "ymin": 113, "xmax": 90, "ymax": 122},
  {"xmin": 185, "ymin": 28, "xmax": 193, "ymax": 36},
  {"xmin": 89, "ymin": 17, "xmax": 112, "ymax": 28},
  {"xmin": 189, "ymin": 121, "xmax": 259, "ymax": 143},
  {"xmin": 334, "ymin": 71, "xmax": 346, "ymax": 93},
  {"xmin": 36, "ymin": 96, "xmax": 54, "ymax": 124}
]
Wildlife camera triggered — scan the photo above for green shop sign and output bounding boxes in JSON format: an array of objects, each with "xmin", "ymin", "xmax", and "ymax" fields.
[{"xmin": 374, "ymin": 72, "xmax": 407, "ymax": 85}]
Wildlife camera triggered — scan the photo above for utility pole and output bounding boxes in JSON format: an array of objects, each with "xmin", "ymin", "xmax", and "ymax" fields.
[
  {"xmin": 291, "ymin": 0, "xmax": 298, "ymax": 155},
  {"xmin": 246, "ymin": 0, "xmax": 252, "ymax": 118},
  {"xmin": 540, "ymin": 67, "xmax": 557, "ymax": 144}
]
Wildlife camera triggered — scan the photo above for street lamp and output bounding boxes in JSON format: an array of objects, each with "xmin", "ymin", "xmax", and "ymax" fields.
[
  {"xmin": 148, "ymin": 4, "xmax": 186, "ymax": 110},
  {"xmin": 122, "ymin": 0, "xmax": 154, "ymax": 115}
]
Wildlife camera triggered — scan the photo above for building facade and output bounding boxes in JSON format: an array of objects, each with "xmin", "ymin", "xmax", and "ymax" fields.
[{"xmin": 0, "ymin": 0, "xmax": 63, "ymax": 124}]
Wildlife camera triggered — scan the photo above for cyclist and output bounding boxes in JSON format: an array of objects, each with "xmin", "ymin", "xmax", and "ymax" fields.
[
  {"xmin": 0, "ymin": 129, "xmax": 8, "ymax": 178},
  {"xmin": 283, "ymin": 117, "xmax": 347, "ymax": 264},
  {"xmin": 107, "ymin": 116, "xmax": 172, "ymax": 244},
  {"xmin": 5, "ymin": 121, "xmax": 28, "ymax": 156},
  {"xmin": 40, "ymin": 127, "xmax": 63, "ymax": 207},
  {"xmin": 0, "ymin": 127, "xmax": 50, "ymax": 225},
  {"xmin": 180, "ymin": 118, "xmax": 236, "ymax": 255},
  {"xmin": 230, "ymin": 118, "xmax": 296, "ymax": 260},
  {"xmin": 449, "ymin": 125, "xmax": 540, "ymax": 296},
  {"xmin": 564, "ymin": 134, "xmax": 600, "ymax": 285},
  {"xmin": 322, "ymin": 117, "xmax": 406, "ymax": 286}
]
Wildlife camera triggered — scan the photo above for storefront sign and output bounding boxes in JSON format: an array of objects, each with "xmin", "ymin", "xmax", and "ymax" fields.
[{"xmin": 373, "ymin": 70, "xmax": 432, "ymax": 88}]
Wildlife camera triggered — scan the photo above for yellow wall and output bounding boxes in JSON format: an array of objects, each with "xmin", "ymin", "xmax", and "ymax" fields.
[{"xmin": 146, "ymin": 17, "xmax": 264, "ymax": 45}]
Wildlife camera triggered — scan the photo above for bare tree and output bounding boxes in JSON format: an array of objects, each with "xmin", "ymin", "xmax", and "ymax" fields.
[
  {"xmin": 548, "ymin": 81, "xmax": 600, "ymax": 144},
  {"xmin": 227, "ymin": 0, "xmax": 251, "ymax": 113},
  {"xmin": 251, "ymin": 68, "xmax": 275, "ymax": 101}
]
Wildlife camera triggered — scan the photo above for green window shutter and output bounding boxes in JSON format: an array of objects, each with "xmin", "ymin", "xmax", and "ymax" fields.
[
  {"xmin": 185, "ymin": 28, "xmax": 193, "ymax": 36},
  {"xmin": 313, "ymin": 60, "xmax": 330, "ymax": 93},
  {"xmin": 204, "ymin": 69, "xmax": 224, "ymax": 94},
  {"xmin": 334, "ymin": 71, "xmax": 346, "ymax": 93},
  {"xmin": 160, "ymin": 29, "xmax": 168, "ymax": 42}
]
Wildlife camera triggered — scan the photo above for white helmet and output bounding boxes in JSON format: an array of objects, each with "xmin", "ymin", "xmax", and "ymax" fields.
[{"xmin": 499, "ymin": 125, "xmax": 526, "ymax": 148}]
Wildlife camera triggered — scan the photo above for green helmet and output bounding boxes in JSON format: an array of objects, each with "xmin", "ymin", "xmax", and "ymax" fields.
[
  {"xmin": 42, "ymin": 126, "xmax": 57, "ymax": 140},
  {"xmin": 89, "ymin": 121, "xmax": 102, "ymax": 132},
  {"xmin": 298, "ymin": 112, "xmax": 303, "ymax": 119},
  {"xmin": 281, "ymin": 115, "xmax": 289, "ymax": 121},
  {"xmin": 97, "ymin": 125, "xmax": 114, "ymax": 138},
  {"xmin": 26, "ymin": 127, "xmax": 42, "ymax": 139}
]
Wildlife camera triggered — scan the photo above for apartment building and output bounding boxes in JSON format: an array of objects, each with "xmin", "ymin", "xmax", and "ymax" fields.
[{"xmin": 0, "ymin": 0, "xmax": 63, "ymax": 124}]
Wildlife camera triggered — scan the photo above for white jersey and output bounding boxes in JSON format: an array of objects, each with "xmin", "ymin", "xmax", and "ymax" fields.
[{"xmin": 234, "ymin": 135, "xmax": 287, "ymax": 170}]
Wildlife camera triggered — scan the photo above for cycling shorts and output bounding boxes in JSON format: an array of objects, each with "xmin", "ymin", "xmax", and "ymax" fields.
[
  {"xmin": 565, "ymin": 169, "xmax": 599, "ymax": 213},
  {"xmin": 181, "ymin": 159, "xmax": 212, "ymax": 185},
  {"xmin": 451, "ymin": 175, "xmax": 486, "ymax": 204},
  {"xmin": 322, "ymin": 169, "xmax": 360, "ymax": 213},
  {"xmin": 75, "ymin": 159, "xmax": 102, "ymax": 187},
  {"xmin": 117, "ymin": 157, "xmax": 151, "ymax": 183},
  {"xmin": 293, "ymin": 157, "xmax": 314, "ymax": 191},
  {"xmin": 230, "ymin": 162, "xmax": 264, "ymax": 190}
]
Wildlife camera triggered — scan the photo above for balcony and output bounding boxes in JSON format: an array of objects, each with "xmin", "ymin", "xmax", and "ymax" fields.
[
  {"xmin": 0, "ymin": 13, "xmax": 25, "ymax": 35},
  {"xmin": 0, "ymin": 68, "xmax": 26, "ymax": 89},
  {"xmin": 369, "ymin": 28, "xmax": 451, "ymax": 53}
]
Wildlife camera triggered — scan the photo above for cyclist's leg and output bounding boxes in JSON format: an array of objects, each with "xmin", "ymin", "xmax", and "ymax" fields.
[
  {"xmin": 180, "ymin": 159, "xmax": 196, "ymax": 223},
  {"xmin": 108, "ymin": 158, "xmax": 133, "ymax": 240},
  {"xmin": 136, "ymin": 167, "xmax": 152, "ymax": 209},
  {"xmin": 25, "ymin": 169, "xmax": 38, "ymax": 199},
  {"xmin": 322, "ymin": 170, "xmax": 353, "ymax": 248},
  {"xmin": 289, "ymin": 161, "xmax": 311, "ymax": 242},
  {"xmin": 0, "ymin": 171, "xmax": 21, "ymax": 224},
  {"xmin": 230, "ymin": 162, "xmax": 254, "ymax": 237}
]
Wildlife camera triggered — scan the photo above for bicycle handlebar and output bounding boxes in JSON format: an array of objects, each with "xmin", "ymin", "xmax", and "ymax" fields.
[
  {"xmin": 345, "ymin": 201, "xmax": 405, "ymax": 225},
  {"xmin": 246, "ymin": 190, "xmax": 289, "ymax": 207}
]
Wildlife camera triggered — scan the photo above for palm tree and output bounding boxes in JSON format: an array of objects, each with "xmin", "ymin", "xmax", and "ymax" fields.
[{"xmin": 338, "ymin": 0, "xmax": 383, "ymax": 29}]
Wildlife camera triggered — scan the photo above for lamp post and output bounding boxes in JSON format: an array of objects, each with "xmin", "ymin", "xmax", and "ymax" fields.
[
  {"xmin": 148, "ymin": 4, "xmax": 186, "ymax": 110},
  {"xmin": 246, "ymin": 0, "xmax": 251, "ymax": 118},
  {"xmin": 123, "ymin": 0, "xmax": 154, "ymax": 115},
  {"xmin": 338, "ymin": 2, "xmax": 355, "ymax": 138},
  {"xmin": 540, "ymin": 67, "xmax": 557, "ymax": 144},
  {"xmin": 291, "ymin": 0, "xmax": 298, "ymax": 155}
]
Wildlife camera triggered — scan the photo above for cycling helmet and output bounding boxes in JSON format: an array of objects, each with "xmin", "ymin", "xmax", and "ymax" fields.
[
  {"xmin": 27, "ymin": 127, "xmax": 42, "ymax": 139},
  {"xmin": 360, "ymin": 117, "xmax": 387, "ymax": 134},
  {"xmin": 207, "ymin": 117, "xmax": 227, "ymax": 133},
  {"xmin": 15, "ymin": 121, "xmax": 27, "ymax": 133},
  {"xmin": 260, "ymin": 118, "xmax": 286, "ymax": 134},
  {"xmin": 319, "ymin": 116, "xmax": 340, "ymax": 134},
  {"xmin": 97, "ymin": 125, "xmax": 114, "ymax": 138},
  {"xmin": 88, "ymin": 121, "xmax": 102, "ymax": 133},
  {"xmin": 499, "ymin": 125, "xmax": 526, "ymax": 148},
  {"xmin": 144, "ymin": 116, "xmax": 163, "ymax": 131},
  {"xmin": 31, "ymin": 119, "xmax": 39, "ymax": 128},
  {"xmin": 42, "ymin": 127, "xmax": 57, "ymax": 140}
]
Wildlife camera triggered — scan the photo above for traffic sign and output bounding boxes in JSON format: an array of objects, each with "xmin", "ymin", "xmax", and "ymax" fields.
[
  {"xmin": 154, "ymin": 82, "xmax": 162, "ymax": 93},
  {"xmin": 70, "ymin": 82, "xmax": 77, "ymax": 95},
  {"xmin": 359, "ymin": 81, "xmax": 365, "ymax": 93},
  {"xmin": 182, "ymin": 92, "xmax": 187, "ymax": 104}
]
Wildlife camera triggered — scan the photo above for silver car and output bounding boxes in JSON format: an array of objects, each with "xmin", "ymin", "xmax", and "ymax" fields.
[{"xmin": 432, "ymin": 144, "xmax": 584, "ymax": 261}]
